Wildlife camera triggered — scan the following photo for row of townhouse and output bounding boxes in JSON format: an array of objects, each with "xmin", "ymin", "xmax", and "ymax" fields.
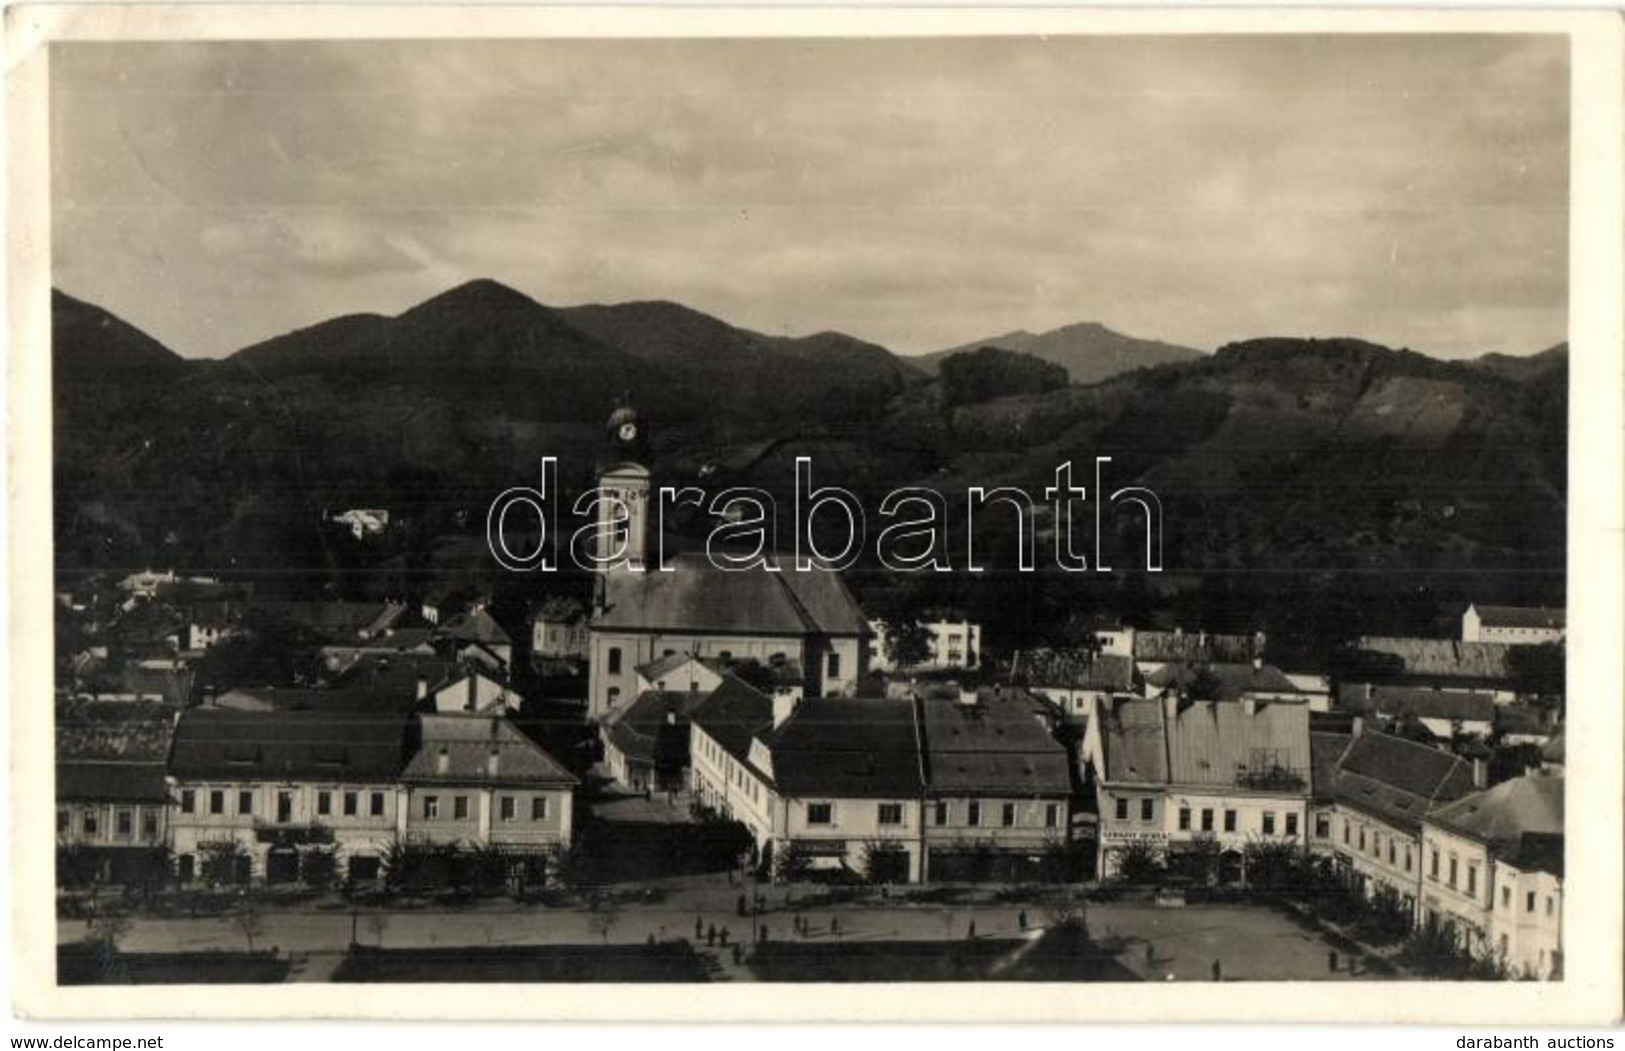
[
  {"xmin": 1311, "ymin": 723, "xmax": 1564, "ymax": 979},
  {"xmin": 689, "ymin": 677, "xmax": 1075, "ymax": 883},
  {"xmin": 57, "ymin": 705, "xmax": 577, "ymax": 889}
]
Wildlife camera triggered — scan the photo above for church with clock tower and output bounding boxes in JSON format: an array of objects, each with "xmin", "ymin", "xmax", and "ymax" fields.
[{"xmin": 583, "ymin": 402, "xmax": 873, "ymax": 721}]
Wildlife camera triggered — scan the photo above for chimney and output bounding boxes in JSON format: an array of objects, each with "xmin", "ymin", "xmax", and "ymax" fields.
[
  {"xmin": 1471, "ymin": 757, "xmax": 1487, "ymax": 790},
  {"xmin": 773, "ymin": 693, "xmax": 798, "ymax": 729},
  {"xmin": 436, "ymin": 746, "xmax": 450, "ymax": 775},
  {"xmin": 487, "ymin": 746, "xmax": 500, "ymax": 778}
]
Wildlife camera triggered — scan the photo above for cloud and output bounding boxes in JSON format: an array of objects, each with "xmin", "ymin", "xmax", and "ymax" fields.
[{"xmin": 50, "ymin": 35, "xmax": 1568, "ymax": 359}]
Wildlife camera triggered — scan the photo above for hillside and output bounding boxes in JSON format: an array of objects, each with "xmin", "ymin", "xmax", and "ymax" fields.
[{"xmin": 913, "ymin": 322, "xmax": 1205, "ymax": 385}]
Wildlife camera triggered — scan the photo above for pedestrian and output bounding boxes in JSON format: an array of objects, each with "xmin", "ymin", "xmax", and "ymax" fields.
[
  {"xmin": 707, "ymin": 923, "xmax": 717, "ymax": 947},
  {"xmin": 760, "ymin": 923, "xmax": 769, "ymax": 943},
  {"xmin": 736, "ymin": 893, "xmax": 747, "ymax": 917},
  {"xmin": 695, "ymin": 915, "xmax": 703, "ymax": 941},
  {"xmin": 732, "ymin": 943, "xmax": 742, "ymax": 965},
  {"xmin": 1145, "ymin": 942, "xmax": 1155, "ymax": 966},
  {"xmin": 830, "ymin": 916, "xmax": 838, "ymax": 935},
  {"xmin": 720, "ymin": 927, "xmax": 730, "ymax": 947},
  {"xmin": 1211, "ymin": 959, "xmax": 1222, "ymax": 982},
  {"xmin": 1018, "ymin": 910, "xmax": 1027, "ymax": 931},
  {"xmin": 968, "ymin": 919, "xmax": 976, "ymax": 939}
]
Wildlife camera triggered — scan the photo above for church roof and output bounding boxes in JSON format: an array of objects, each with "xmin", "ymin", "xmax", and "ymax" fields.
[{"xmin": 596, "ymin": 554, "xmax": 870, "ymax": 637}]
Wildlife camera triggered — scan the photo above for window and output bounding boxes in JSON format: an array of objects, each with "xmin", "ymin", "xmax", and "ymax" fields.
[
  {"xmin": 1358, "ymin": 828, "xmax": 1366, "ymax": 851},
  {"xmin": 317, "ymin": 791, "xmax": 332, "ymax": 816},
  {"xmin": 1526, "ymin": 891, "xmax": 1536, "ymax": 913},
  {"xmin": 1467, "ymin": 864, "xmax": 1478, "ymax": 896},
  {"xmin": 423, "ymin": 795, "xmax": 440, "ymax": 820},
  {"xmin": 1404, "ymin": 848, "xmax": 1413, "ymax": 873},
  {"xmin": 1045, "ymin": 803, "xmax": 1060, "ymax": 829},
  {"xmin": 277, "ymin": 791, "xmax": 293, "ymax": 823},
  {"xmin": 1430, "ymin": 849, "xmax": 1440, "ymax": 880},
  {"xmin": 1177, "ymin": 807, "xmax": 1191, "ymax": 831},
  {"xmin": 82, "ymin": 811, "xmax": 99, "ymax": 836},
  {"xmin": 1286, "ymin": 813, "xmax": 1299, "ymax": 838},
  {"xmin": 142, "ymin": 810, "xmax": 159, "ymax": 838},
  {"xmin": 209, "ymin": 789, "xmax": 225, "ymax": 815},
  {"xmin": 1343, "ymin": 820, "xmax": 1350, "ymax": 845},
  {"xmin": 454, "ymin": 796, "xmax": 470, "ymax": 820},
  {"xmin": 1448, "ymin": 857, "xmax": 1458, "ymax": 888},
  {"xmin": 1226, "ymin": 810, "xmax": 1239, "ymax": 834},
  {"xmin": 1115, "ymin": 798, "xmax": 1129, "ymax": 821},
  {"xmin": 1502, "ymin": 886, "xmax": 1512, "ymax": 909},
  {"xmin": 608, "ymin": 647, "xmax": 623, "ymax": 674},
  {"xmin": 827, "ymin": 652, "xmax": 841, "ymax": 678},
  {"xmin": 1262, "ymin": 812, "xmax": 1276, "ymax": 836},
  {"xmin": 370, "ymin": 792, "xmax": 385, "ymax": 817},
  {"xmin": 878, "ymin": 803, "xmax": 903, "ymax": 826},
  {"xmin": 531, "ymin": 797, "xmax": 549, "ymax": 821},
  {"xmin": 1140, "ymin": 798, "xmax": 1154, "ymax": 822},
  {"xmin": 807, "ymin": 803, "xmax": 833, "ymax": 826},
  {"xmin": 181, "ymin": 789, "xmax": 195, "ymax": 814},
  {"xmin": 935, "ymin": 801, "xmax": 949, "ymax": 826},
  {"xmin": 115, "ymin": 809, "xmax": 133, "ymax": 837},
  {"xmin": 968, "ymin": 802, "xmax": 981, "ymax": 827},
  {"xmin": 500, "ymin": 796, "xmax": 517, "ymax": 822},
  {"xmin": 1200, "ymin": 808, "xmax": 1214, "ymax": 833},
  {"xmin": 1546, "ymin": 896, "xmax": 1554, "ymax": 917},
  {"xmin": 1314, "ymin": 814, "xmax": 1330, "ymax": 839},
  {"xmin": 1002, "ymin": 803, "xmax": 1016, "ymax": 828},
  {"xmin": 1387, "ymin": 840, "xmax": 1395, "ymax": 864}
]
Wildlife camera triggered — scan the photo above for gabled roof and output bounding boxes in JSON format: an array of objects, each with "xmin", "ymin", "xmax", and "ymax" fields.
[
  {"xmin": 436, "ymin": 608, "xmax": 512, "ymax": 647},
  {"xmin": 1427, "ymin": 775, "xmax": 1564, "ymax": 860},
  {"xmin": 1097, "ymin": 698, "xmax": 1170, "ymax": 785},
  {"xmin": 1337, "ymin": 684, "xmax": 1496, "ymax": 724},
  {"xmin": 402, "ymin": 714, "xmax": 576, "ymax": 786},
  {"xmin": 766, "ymin": 699, "xmax": 922, "ymax": 798},
  {"xmin": 603, "ymin": 689, "xmax": 710, "ymax": 769},
  {"xmin": 170, "ymin": 708, "xmax": 412, "ymax": 782},
  {"xmin": 596, "ymin": 554, "xmax": 869, "ymax": 637},
  {"xmin": 918, "ymin": 696, "xmax": 1071, "ymax": 796},
  {"xmin": 635, "ymin": 651, "xmax": 723, "ymax": 684},
  {"xmin": 57, "ymin": 761, "xmax": 169, "ymax": 803},
  {"xmin": 529, "ymin": 596, "xmax": 587, "ymax": 623},
  {"xmin": 1324, "ymin": 731, "xmax": 1476, "ymax": 834},
  {"xmin": 1356, "ymin": 636, "xmax": 1513, "ymax": 683},
  {"xmin": 1013, "ymin": 649, "xmax": 1135, "ymax": 691},
  {"xmin": 689, "ymin": 675, "xmax": 775, "ymax": 764},
  {"xmin": 1470, "ymin": 604, "xmax": 1565, "ymax": 631}
]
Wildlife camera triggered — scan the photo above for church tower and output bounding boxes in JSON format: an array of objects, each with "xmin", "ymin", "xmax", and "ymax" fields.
[{"xmin": 595, "ymin": 401, "xmax": 651, "ymax": 572}]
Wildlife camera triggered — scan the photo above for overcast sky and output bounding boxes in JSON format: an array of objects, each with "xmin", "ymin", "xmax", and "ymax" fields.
[{"xmin": 51, "ymin": 35, "xmax": 1567, "ymax": 360}]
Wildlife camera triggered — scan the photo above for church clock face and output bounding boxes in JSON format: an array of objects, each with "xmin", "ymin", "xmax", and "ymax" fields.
[{"xmin": 618, "ymin": 422, "xmax": 638, "ymax": 442}]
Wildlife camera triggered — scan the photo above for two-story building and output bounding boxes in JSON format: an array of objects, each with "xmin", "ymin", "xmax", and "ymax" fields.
[
  {"xmin": 601, "ymin": 689, "xmax": 710, "ymax": 793},
  {"xmin": 1420, "ymin": 773, "xmax": 1564, "ymax": 977},
  {"xmin": 167, "ymin": 707, "xmax": 412, "ymax": 884},
  {"xmin": 1093, "ymin": 695, "xmax": 1312, "ymax": 880},
  {"xmin": 529, "ymin": 597, "xmax": 590, "ymax": 661},
  {"xmin": 1461, "ymin": 604, "xmax": 1565, "ymax": 646},
  {"xmin": 399, "ymin": 714, "xmax": 577, "ymax": 865},
  {"xmin": 1011, "ymin": 648, "xmax": 1136, "ymax": 722},
  {"xmin": 56, "ymin": 761, "xmax": 170, "ymax": 885},
  {"xmin": 1316, "ymin": 726, "xmax": 1477, "ymax": 917},
  {"xmin": 869, "ymin": 618, "xmax": 981, "ymax": 672}
]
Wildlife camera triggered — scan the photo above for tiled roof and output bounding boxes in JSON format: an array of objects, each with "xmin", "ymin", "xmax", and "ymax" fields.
[
  {"xmin": 597, "ymin": 554, "xmax": 869, "ymax": 636},
  {"xmin": 1134, "ymin": 631, "xmax": 1262, "ymax": 663},
  {"xmin": 1472, "ymin": 605, "xmax": 1565, "ymax": 631},
  {"xmin": 602, "ymin": 690, "xmax": 710, "ymax": 768},
  {"xmin": 918, "ymin": 696, "xmax": 1071, "ymax": 796},
  {"xmin": 1164, "ymin": 699, "xmax": 1311, "ymax": 792},
  {"xmin": 214, "ymin": 684, "xmax": 425, "ymax": 715},
  {"xmin": 529, "ymin": 596, "xmax": 587, "ymax": 623},
  {"xmin": 57, "ymin": 761, "xmax": 169, "ymax": 803},
  {"xmin": 1098, "ymin": 698, "xmax": 1170, "ymax": 785},
  {"xmin": 1356, "ymin": 636, "xmax": 1513, "ymax": 682},
  {"xmin": 767, "ymin": 699, "xmax": 923, "ymax": 798},
  {"xmin": 1427, "ymin": 775, "xmax": 1564, "ymax": 859},
  {"xmin": 1325, "ymin": 731, "xmax": 1476, "ymax": 834},
  {"xmin": 1501, "ymin": 831, "xmax": 1564, "ymax": 878},
  {"xmin": 402, "ymin": 715, "xmax": 576, "ymax": 786},
  {"xmin": 1012, "ymin": 649, "xmax": 1134, "ymax": 691},
  {"xmin": 689, "ymin": 675, "xmax": 775, "ymax": 764},
  {"xmin": 1145, "ymin": 661, "xmax": 1301, "ymax": 698},
  {"xmin": 1337, "ymin": 684, "xmax": 1496, "ymax": 724},
  {"xmin": 171, "ymin": 708, "xmax": 412, "ymax": 782},
  {"xmin": 56, "ymin": 700, "xmax": 174, "ymax": 762},
  {"xmin": 1310, "ymin": 731, "xmax": 1352, "ymax": 802}
]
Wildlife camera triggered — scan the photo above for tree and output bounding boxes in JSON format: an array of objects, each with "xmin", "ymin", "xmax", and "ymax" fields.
[
  {"xmin": 774, "ymin": 840, "xmax": 811, "ymax": 884},
  {"xmin": 198, "ymin": 840, "xmax": 250, "ymax": 886},
  {"xmin": 1507, "ymin": 643, "xmax": 1565, "ymax": 700},
  {"xmin": 1113, "ymin": 840, "xmax": 1164, "ymax": 885},
  {"xmin": 884, "ymin": 619, "xmax": 935, "ymax": 671}
]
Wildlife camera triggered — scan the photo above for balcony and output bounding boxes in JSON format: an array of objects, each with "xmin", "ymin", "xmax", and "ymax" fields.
[{"xmin": 1234, "ymin": 766, "xmax": 1306, "ymax": 793}]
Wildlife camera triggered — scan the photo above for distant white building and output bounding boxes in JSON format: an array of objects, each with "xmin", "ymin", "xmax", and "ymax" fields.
[
  {"xmin": 1462, "ymin": 604, "xmax": 1565, "ymax": 647},
  {"xmin": 869, "ymin": 619, "xmax": 980, "ymax": 672}
]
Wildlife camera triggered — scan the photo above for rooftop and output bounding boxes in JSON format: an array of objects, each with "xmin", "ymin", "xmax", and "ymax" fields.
[
  {"xmin": 1356, "ymin": 636, "xmax": 1514, "ymax": 683},
  {"xmin": 917, "ymin": 695, "xmax": 1071, "ymax": 796},
  {"xmin": 597, "ymin": 554, "xmax": 870, "ymax": 637},
  {"xmin": 1337, "ymin": 684, "xmax": 1497, "ymax": 724},
  {"xmin": 402, "ymin": 714, "xmax": 576, "ymax": 786},
  {"xmin": 1427, "ymin": 774, "xmax": 1564, "ymax": 861},
  {"xmin": 170, "ymin": 707, "xmax": 412, "ymax": 782},
  {"xmin": 1470, "ymin": 604, "xmax": 1565, "ymax": 631},
  {"xmin": 767, "ymin": 698, "xmax": 923, "ymax": 799},
  {"xmin": 1322, "ymin": 730, "xmax": 1476, "ymax": 834}
]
